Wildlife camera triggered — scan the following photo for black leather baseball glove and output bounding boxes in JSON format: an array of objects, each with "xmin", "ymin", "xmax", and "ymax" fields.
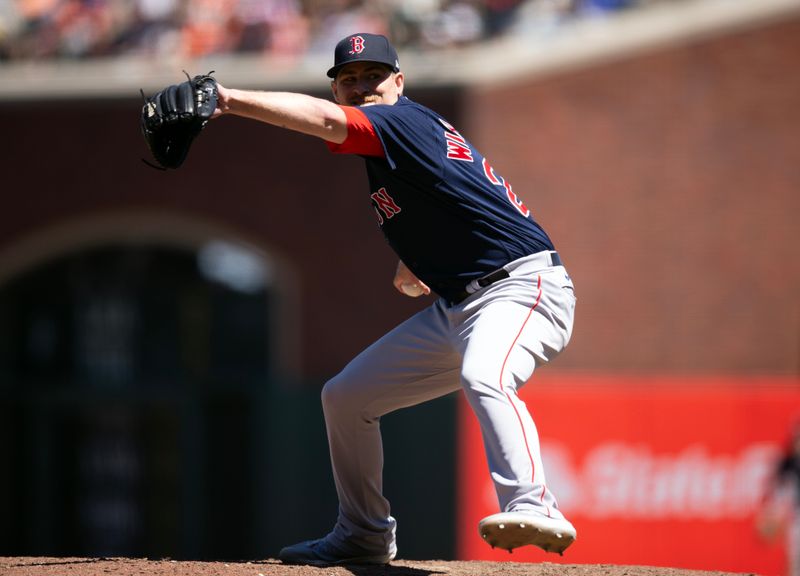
[{"xmin": 140, "ymin": 72, "xmax": 218, "ymax": 169}]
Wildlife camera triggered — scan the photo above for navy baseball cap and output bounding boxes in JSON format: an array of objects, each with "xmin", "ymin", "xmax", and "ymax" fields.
[{"xmin": 327, "ymin": 33, "xmax": 400, "ymax": 79}]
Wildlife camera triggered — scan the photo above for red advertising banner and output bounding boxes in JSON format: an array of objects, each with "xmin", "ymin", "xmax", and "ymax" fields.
[{"xmin": 456, "ymin": 374, "xmax": 800, "ymax": 575}]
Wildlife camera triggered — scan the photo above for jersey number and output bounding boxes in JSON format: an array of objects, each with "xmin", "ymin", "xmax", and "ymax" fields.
[{"xmin": 482, "ymin": 158, "xmax": 530, "ymax": 218}]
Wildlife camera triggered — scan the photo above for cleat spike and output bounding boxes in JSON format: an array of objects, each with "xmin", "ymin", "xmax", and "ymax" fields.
[
  {"xmin": 556, "ymin": 533, "xmax": 563, "ymax": 539},
  {"xmin": 498, "ymin": 524, "xmax": 505, "ymax": 529},
  {"xmin": 520, "ymin": 523, "xmax": 526, "ymax": 528}
]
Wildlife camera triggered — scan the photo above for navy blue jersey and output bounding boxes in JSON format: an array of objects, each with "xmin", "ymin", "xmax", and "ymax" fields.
[{"xmin": 329, "ymin": 96, "xmax": 554, "ymax": 301}]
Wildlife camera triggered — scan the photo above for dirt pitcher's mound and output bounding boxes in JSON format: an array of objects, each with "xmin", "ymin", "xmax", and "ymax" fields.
[{"xmin": 0, "ymin": 557, "xmax": 758, "ymax": 576}]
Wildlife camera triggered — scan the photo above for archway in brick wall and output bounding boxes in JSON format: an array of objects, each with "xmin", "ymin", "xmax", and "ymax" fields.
[{"xmin": 0, "ymin": 212, "xmax": 299, "ymax": 559}]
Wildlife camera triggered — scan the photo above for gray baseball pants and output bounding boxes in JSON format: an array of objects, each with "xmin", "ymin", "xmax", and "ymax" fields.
[{"xmin": 321, "ymin": 251, "xmax": 576, "ymax": 555}]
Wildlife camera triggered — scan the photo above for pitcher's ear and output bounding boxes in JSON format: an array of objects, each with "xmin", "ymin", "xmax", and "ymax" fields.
[{"xmin": 395, "ymin": 72, "xmax": 404, "ymax": 95}]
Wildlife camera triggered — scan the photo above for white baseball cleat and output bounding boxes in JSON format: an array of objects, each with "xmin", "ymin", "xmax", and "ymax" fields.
[{"xmin": 478, "ymin": 511, "xmax": 576, "ymax": 555}]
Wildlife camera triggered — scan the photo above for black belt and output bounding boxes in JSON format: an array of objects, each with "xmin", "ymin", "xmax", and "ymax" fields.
[{"xmin": 451, "ymin": 251, "xmax": 562, "ymax": 305}]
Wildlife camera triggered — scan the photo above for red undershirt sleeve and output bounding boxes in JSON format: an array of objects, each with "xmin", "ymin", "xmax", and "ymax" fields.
[{"xmin": 326, "ymin": 106, "xmax": 385, "ymax": 158}]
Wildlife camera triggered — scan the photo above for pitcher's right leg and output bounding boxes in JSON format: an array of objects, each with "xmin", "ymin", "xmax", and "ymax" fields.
[{"xmin": 280, "ymin": 301, "xmax": 461, "ymax": 565}]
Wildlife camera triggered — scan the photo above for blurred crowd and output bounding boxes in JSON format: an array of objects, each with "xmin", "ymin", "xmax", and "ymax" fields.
[{"xmin": 0, "ymin": 0, "xmax": 660, "ymax": 62}]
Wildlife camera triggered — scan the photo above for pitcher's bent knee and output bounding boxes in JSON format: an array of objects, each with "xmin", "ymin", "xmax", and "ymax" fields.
[
  {"xmin": 460, "ymin": 358, "xmax": 499, "ymax": 393},
  {"xmin": 321, "ymin": 374, "xmax": 348, "ymax": 414},
  {"xmin": 460, "ymin": 353, "xmax": 534, "ymax": 400}
]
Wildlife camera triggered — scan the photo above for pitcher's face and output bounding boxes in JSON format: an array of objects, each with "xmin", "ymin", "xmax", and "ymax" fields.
[{"xmin": 331, "ymin": 62, "xmax": 404, "ymax": 107}]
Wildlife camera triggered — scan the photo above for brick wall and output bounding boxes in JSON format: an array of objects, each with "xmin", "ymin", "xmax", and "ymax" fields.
[
  {"xmin": 1, "ymin": 17, "xmax": 797, "ymax": 376},
  {"xmin": 465, "ymin": 17, "xmax": 800, "ymax": 373},
  {"xmin": 0, "ymin": 90, "xmax": 461, "ymax": 378}
]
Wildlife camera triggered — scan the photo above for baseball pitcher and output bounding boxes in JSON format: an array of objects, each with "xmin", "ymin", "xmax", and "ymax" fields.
[{"xmin": 146, "ymin": 32, "xmax": 578, "ymax": 565}]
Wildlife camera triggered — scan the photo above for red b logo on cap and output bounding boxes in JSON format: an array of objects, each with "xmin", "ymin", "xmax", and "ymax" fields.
[{"xmin": 349, "ymin": 35, "xmax": 365, "ymax": 55}]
